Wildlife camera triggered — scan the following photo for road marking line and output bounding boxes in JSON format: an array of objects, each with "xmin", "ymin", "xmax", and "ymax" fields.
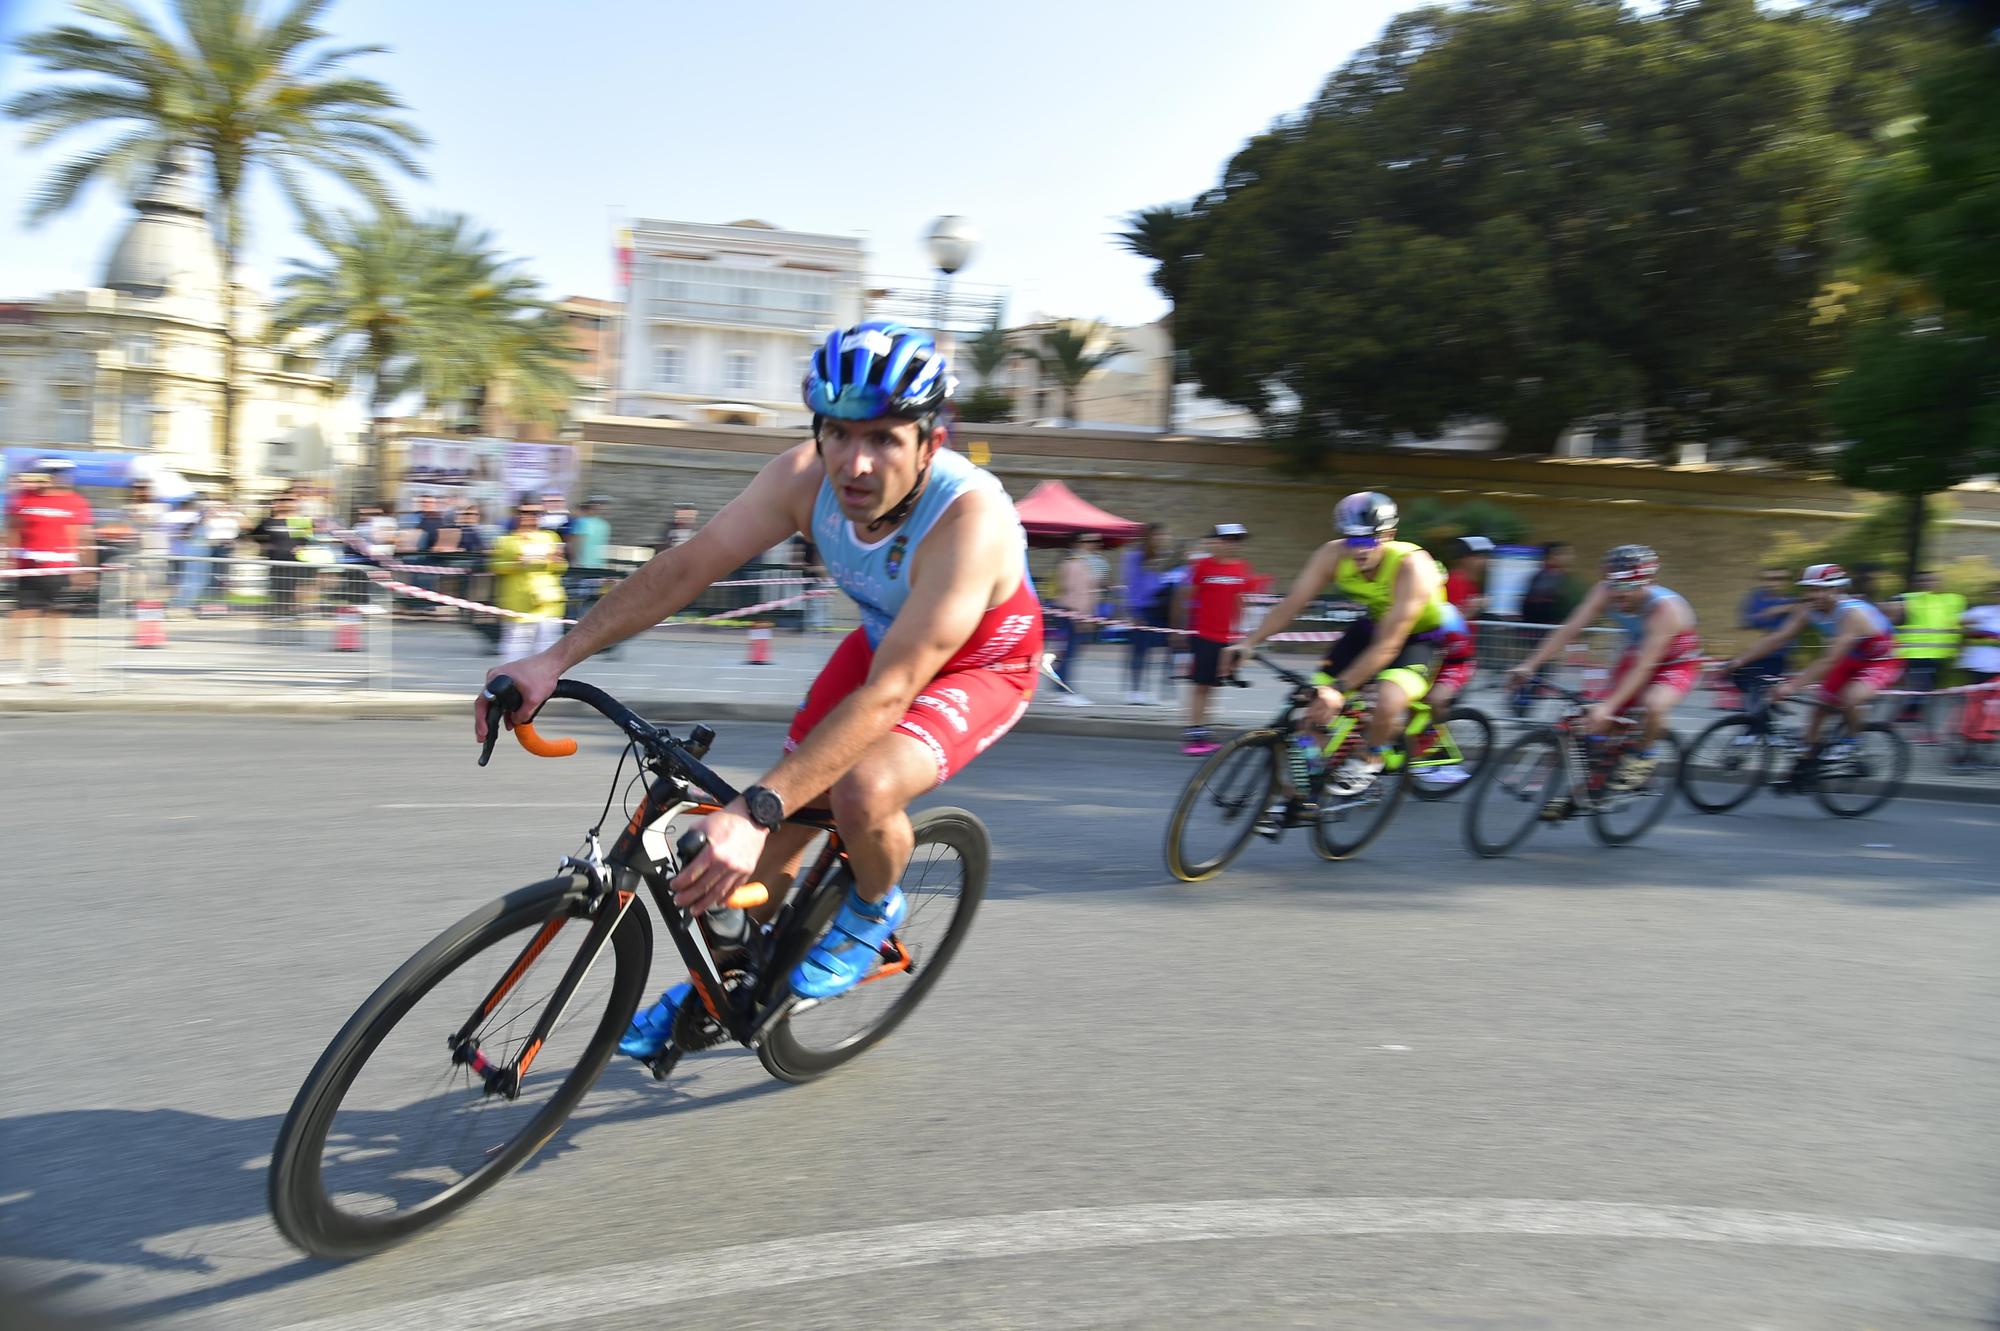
[{"xmin": 263, "ymin": 1197, "xmax": 2000, "ymax": 1331}]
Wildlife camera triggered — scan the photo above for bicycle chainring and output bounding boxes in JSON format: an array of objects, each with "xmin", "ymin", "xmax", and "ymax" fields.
[{"xmin": 672, "ymin": 968, "xmax": 750, "ymax": 1053}]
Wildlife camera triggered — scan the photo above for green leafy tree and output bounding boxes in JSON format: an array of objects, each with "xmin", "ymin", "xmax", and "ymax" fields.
[
  {"xmin": 1115, "ymin": 203, "xmax": 1199, "ymax": 430},
  {"xmin": 1169, "ymin": 0, "xmax": 1944, "ymax": 462},
  {"xmin": 6, "ymin": 0, "xmax": 427, "ymax": 485},
  {"xmin": 1023, "ymin": 320, "xmax": 1128, "ymax": 427},
  {"xmin": 958, "ymin": 313, "xmax": 1016, "ymax": 422}
]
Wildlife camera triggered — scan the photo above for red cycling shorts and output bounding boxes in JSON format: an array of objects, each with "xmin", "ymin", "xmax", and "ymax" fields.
[
  {"xmin": 786, "ymin": 576, "xmax": 1043, "ymax": 787},
  {"xmin": 1819, "ymin": 652, "xmax": 1903, "ymax": 703},
  {"xmin": 1612, "ymin": 647, "xmax": 1703, "ymax": 702},
  {"xmin": 1433, "ymin": 653, "xmax": 1475, "ymax": 696}
]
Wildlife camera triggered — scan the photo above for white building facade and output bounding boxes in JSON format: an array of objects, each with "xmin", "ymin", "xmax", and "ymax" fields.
[{"xmin": 615, "ymin": 219, "xmax": 866, "ymax": 430}]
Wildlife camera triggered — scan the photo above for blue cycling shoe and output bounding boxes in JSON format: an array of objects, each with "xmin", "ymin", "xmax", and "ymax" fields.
[
  {"xmin": 789, "ymin": 886, "xmax": 906, "ymax": 1000},
  {"xmin": 618, "ymin": 980, "xmax": 692, "ymax": 1059}
]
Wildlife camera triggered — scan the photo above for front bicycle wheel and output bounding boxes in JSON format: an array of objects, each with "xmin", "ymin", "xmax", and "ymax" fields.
[
  {"xmin": 1165, "ymin": 729, "xmax": 1282, "ymax": 882},
  {"xmin": 758, "ymin": 807, "xmax": 989, "ymax": 1083},
  {"xmin": 1813, "ymin": 721, "xmax": 1910, "ymax": 818},
  {"xmin": 269, "ymin": 875, "xmax": 651, "ymax": 1259},
  {"xmin": 1409, "ymin": 706, "xmax": 1495, "ymax": 802},
  {"xmin": 1678, "ymin": 716, "xmax": 1772, "ymax": 813},
  {"xmin": 1310, "ymin": 742, "xmax": 1413, "ymax": 860},
  {"xmin": 1464, "ymin": 728, "xmax": 1565, "ymax": 859},
  {"xmin": 1590, "ymin": 732, "xmax": 1685, "ymax": 846}
]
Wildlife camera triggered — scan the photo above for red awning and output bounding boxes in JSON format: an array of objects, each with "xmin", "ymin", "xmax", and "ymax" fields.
[{"xmin": 1011, "ymin": 480, "xmax": 1146, "ymax": 547}]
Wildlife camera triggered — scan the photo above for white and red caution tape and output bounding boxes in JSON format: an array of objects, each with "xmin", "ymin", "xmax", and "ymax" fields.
[{"xmin": 362, "ymin": 567, "xmax": 832, "ymax": 628}]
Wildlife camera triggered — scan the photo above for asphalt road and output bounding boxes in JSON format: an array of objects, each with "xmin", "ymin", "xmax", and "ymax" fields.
[{"xmin": 2, "ymin": 716, "xmax": 1997, "ymax": 1330}]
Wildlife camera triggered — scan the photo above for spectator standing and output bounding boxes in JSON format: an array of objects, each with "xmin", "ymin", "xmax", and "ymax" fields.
[
  {"xmin": 1119, "ymin": 525, "xmax": 1171, "ymax": 704},
  {"xmin": 1441, "ymin": 535, "xmax": 1493, "ymax": 618},
  {"xmin": 2, "ymin": 459, "xmax": 95, "ymax": 685},
  {"xmin": 565, "ymin": 497, "xmax": 616, "ymax": 655},
  {"xmin": 1182, "ymin": 522, "xmax": 1256, "ymax": 755},
  {"xmin": 1052, "ymin": 532, "xmax": 1106, "ymax": 706},
  {"xmin": 540, "ymin": 490, "xmax": 573, "ymax": 539},
  {"xmin": 666, "ymin": 505, "xmax": 699, "ymax": 550},
  {"xmin": 492, "ymin": 499, "xmax": 567, "ymax": 658},
  {"xmin": 1514, "ymin": 540, "xmax": 1579, "ymax": 713},
  {"xmin": 1735, "ymin": 567, "xmax": 1795, "ymax": 710},
  {"xmin": 1890, "ymin": 568, "xmax": 1965, "ymax": 730},
  {"xmin": 1952, "ymin": 582, "xmax": 2000, "ymax": 769},
  {"xmin": 247, "ymin": 495, "xmax": 308, "ymax": 620},
  {"xmin": 163, "ymin": 497, "xmax": 205, "ymax": 611},
  {"xmin": 200, "ymin": 499, "xmax": 240, "ymax": 602}
]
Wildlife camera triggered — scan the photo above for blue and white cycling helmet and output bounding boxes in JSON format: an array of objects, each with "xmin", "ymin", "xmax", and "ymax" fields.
[{"xmin": 803, "ymin": 321, "xmax": 953, "ymax": 421}]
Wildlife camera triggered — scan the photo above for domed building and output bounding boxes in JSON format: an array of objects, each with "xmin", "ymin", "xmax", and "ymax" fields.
[{"xmin": 0, "ymin": 151, "xmax": 356, "ymax": 495}]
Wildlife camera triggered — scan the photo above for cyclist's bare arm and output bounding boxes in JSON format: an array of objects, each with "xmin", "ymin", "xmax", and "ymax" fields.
[
  {"xmin": 1602, "ymin": 596, "xmax": 1692, "ymax": 712},
  {"xmin": 1235, "ymin": 541, "xmax": 1342, "ymax": 655},
  {"xmin": 1516, "ymin": 583, "xmax": 1610, "ymax": 676},
  {"xmin": 1728, "ymin": 604, "xmax": 1808, "ymax": 671},
  {"xmin": 756, "ymin": 488, "xmax": 1015, "ymax": 814},
  {"xmin": 1333, "ymin": 551, "xmax": 1440, "ymax": 692}
]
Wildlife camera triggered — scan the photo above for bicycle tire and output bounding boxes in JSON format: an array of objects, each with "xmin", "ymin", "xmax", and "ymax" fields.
[
  {"xmin": 1310, "ymin": 740, "xmax": 1414, "ymax": 860},
  {"xmin": 1678, "ymin": 716, "xmax": 1772, "ymax": 814},
  {"xmin": 1812, "ymin": 721, "xmax": 1910, "ymax": 818},
  {"xmin": 1408, "ymin": 706, "xmax": 1495, "ymax": 802},
  {"xmin": 1590, "ymin": 731, "xmax": 1685, "ymax": 846},
  {"xmin": 269, "ymin": 875, "xmax": 651, "ymax": 1259},
  {"xmin": 758, "ymin": 807, "xmax": 988, "ymax": 1083},
  {"xmin": 1463, "ymin": 728, "xmax": 1564, "ymax": 859},
  {"xmin": 1165, "ymin": 729, "xmax": 1282, "ymax": 882}
]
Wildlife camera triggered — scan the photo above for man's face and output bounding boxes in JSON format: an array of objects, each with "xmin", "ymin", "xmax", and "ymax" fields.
[
  {"xmin": 1346, "ymin": 534, "xmax": 1387, "ymax": 574},
  {"xmin": 1804, "ymin": 585, "xmax": 1839, "ymax": 612},
  {"xmin": 418, "ymin": 496, "xmax": 437, "ymax": 513},
  {"xmin": 1546, "ymin": 547, "xmax": 1571, "ymax": 572},
  {"xmin": 516, "ymin": 505, "xmax": 543, "ymax": 529},
  {"xmin": 818, "ymin": 415, "xmax": 929, "ymax": 525},
  {"xmin": 545, "ymin": 494, "xmax": 566, "ymax": 512},
  {"xmin": 1608, "ymin": 580, "xmax": 1649, "ymax": 613},
  {"xmin": 1916, "ymin": 571, "xmax": 1941, "ymax": 592},
  {"xmin": 19, "ymin": 473, "xmax": 47, "ymax": 495},
  {"xmin": 1762, "ymin": 570, "xmax": 1789, "ymax": 593}
]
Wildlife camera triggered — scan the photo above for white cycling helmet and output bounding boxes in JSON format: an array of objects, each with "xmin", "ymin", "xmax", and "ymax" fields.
[{"xmin": 1797, "ymin": 562, "xmax": 1850, "ymax": 588}]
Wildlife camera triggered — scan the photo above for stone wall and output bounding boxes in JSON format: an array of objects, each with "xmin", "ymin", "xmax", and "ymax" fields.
[{"xmin": 576, "ymin": 416, "xmax": 2000, "ymax": 649}]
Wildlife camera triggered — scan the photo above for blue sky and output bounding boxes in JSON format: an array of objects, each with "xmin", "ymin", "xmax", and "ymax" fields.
[{"xmin": 0, "ymin": 0, "xmax": 1404, "ymax": 325}]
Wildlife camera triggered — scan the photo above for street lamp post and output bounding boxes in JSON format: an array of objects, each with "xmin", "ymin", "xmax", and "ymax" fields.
[{"xmin": 924, "ymin": 216, "xmax": 978, "ymax": 346}]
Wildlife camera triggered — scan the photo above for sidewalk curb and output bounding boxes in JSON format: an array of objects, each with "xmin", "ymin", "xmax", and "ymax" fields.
[{"xmin": 6, "ymin": 690, "xmax": 1998, "ymax": 807}]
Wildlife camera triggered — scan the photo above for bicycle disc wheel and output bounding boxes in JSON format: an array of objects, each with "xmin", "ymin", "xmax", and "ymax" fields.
[
  {"xmin": 1311, "ymin": 742, "xmax": 1414, "ymax": 860},
  {"xmin": 1165, "ymin": 729, "xmax": 1282, "ymax": 882},
  {"xmin": 1678, "ymin": 716, "xmax": 1772, "ymax": 814},
  {"xmin": 759, "ymin": 807, "xmax": 989, "ymax": 1084},
  {"xmin": 269, "ymin": 876, "xmax": 651, "ymax": 1259},
  {"xmin": 1464, "ymin": 728, "xmax": 1564, "ymax": 859},
  {"xmin": 1813, "ymin": 721, "xmax": 1910, "ymax": 818},
  {"xmin": 1590, "ymin": 732, "xmax": 1685, "ymax": 845},
  {"xmin": 1409, "ymin": 706, "xmax": 1495, "ymax": 802}
]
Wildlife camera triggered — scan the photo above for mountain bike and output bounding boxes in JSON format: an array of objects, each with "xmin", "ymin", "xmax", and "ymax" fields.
[
  {"xmin": 1462, "ymin": 680, "xmax": 1685, "ymax": 858},
  {"xmin": 268, "ymin": 675, "xmax": 988, "ymax": 1259},
  {"xmin": 1679, "ymin": 676, "xmax": 1910, "ymax": 818},
  {"xmin": 1166, "ymin": 653, "xmax": 1421, "ymax": 881}
]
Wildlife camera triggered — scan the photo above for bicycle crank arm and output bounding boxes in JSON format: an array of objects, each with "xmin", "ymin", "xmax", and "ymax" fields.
[{"xmin": 748, "ymin": 994, "xmax": 804, "ymax": 1047}]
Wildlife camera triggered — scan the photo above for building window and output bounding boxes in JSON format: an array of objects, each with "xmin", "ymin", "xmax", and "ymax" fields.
[
  {"xmin": 655, "ymin": 345, "xmax": 685, "ymax": 389},
  {"xmin": 57, "ymin": 386, "xmax": 90, "ymax": 444},
  {"xmin": 724, "ymin": 351, "xmax": 757, "ymax": 396},
  {"xmin": 121, "ymin": 387, "xmax": 153, "ymax": 448},
  {"xmin": 125, "ymin": 334, "xmax": 154, "ymax": 366}
]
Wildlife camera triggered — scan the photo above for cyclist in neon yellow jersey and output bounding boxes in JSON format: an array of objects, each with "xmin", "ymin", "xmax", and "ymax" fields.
[{"xmin": 1229, "ymin": 491, "xmax": 1446, "ymax": 797}]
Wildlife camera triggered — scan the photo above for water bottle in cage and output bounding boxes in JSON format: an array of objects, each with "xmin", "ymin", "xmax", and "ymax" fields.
[{"xmin": 1289, "ymin": 732, "xmax": 1321, "ymax": 792}]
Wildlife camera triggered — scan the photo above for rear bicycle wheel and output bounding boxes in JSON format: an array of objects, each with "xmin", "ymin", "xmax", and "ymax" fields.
[
  {"xmin": 1678, "ymin": 716, "xmax": 1772, "ymax": 813},
  {"xmin": 269, "ymin": 876, "xmax": 651, "ymax": 1259},
  {"xmin": 1813, "ymin": 721, "xmax": 1910, "ymax": 818},
  {"xmin": 1165, "ymin": 729, "xmax": 1282, "ymax": 882},
  {"xmin": 1409, "ymin": 706, "xmax": 1495, "ymax": 802},
  {"xmin": 1311, "ymin": 741, "xmax": 1413, "ymax": 860},
  {"xmin": 1590, "ymin": 732, "xmax": 1685, "ymax": 845},
  {"xmin": 1464, "ymin": 728, "xmax": 1565, "ymax": 859},
  {"xmin": 758, "ymin": 807, "xmax": 988, "ymax": 1083}
]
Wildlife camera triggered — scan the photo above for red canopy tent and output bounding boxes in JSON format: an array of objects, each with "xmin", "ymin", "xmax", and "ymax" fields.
[{"xmin": 1011, "ymin": 480, "xmax": 1146, "ymax": 548}]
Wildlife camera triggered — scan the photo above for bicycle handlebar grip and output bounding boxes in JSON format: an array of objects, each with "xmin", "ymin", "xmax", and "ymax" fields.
[
  {"xmin": 512, "ymin": 722, "xmax": 577, "ymax": 759},
  {"xmin": 675, "ymin": 827, "xmax": 706, "ymax": 867}
]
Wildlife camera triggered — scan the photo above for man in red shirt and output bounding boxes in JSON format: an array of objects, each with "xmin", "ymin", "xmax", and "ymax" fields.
[
  {"xmin": 1181, "ymin": 522, "xmax": 1256, "ymax": 755},
  {"xmin": 4, "ymin": 458, "xmax": 96, "ymax": 685}
]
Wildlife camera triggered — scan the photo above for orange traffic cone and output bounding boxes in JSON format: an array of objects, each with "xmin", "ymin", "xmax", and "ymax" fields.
[
  {"xmin": 132, "ymin": 600, "xmax": 167, "ymax": 649},
  {"xmin": 332, "ymin": 605, "xmax": 363, "ymax": 652},
  {"xmin": 745, "ymin": 622, "xmax": 773, "ymax": 665}
]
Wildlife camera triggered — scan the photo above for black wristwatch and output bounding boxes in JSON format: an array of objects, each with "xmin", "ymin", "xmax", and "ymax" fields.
[{"xmin": 741, "ymin": 784, "xmax": 785, "ymax": 831}]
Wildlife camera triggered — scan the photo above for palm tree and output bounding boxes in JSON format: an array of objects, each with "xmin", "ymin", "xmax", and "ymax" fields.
[
  {"xmin": 6, "ymin": 0, "xmax": 427, "ymax": 486},
  {"xmin": 958, "ymin": 312, "xmax": 1017, "ymax": 423},
  {"xmin": 1023, "ymin": 320, "xmax": 1128, "ymax": 427},
  {"xmin": 1116, "ymin": 202, "xmax": 1199, "ymax": 431},
  {"xmin": 274, "ymin": 210, "xmax": 578, "ymax": 491}
]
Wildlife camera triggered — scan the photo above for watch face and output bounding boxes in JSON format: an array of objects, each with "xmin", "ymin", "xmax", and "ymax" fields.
[{"xmin": 748, "ymin": 787, "xmax": 783, "ymax": 828}]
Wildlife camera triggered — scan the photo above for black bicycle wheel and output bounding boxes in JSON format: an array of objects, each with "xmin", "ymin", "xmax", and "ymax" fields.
[
  {"xmin": 269, "ymin": 875, "xmax": 651, "ymax": 1259},
  {"xmin": 1678, "ymin": 716, "xmax": 1772, "ymax": 814},
  {"xmin": 758, "ymin": 807, "xmax": 989, "ymax": 1083},
  {"xmin": 1165, "ymin": 729, "xmax": 1282, "ymax": 882},
  {"xmin": 1813, "ymin": 721, "xmax": 1910, "ymax": 818},
  {"xmin": 1409, "ymin": 706, "xmax": 1496, "ymax": 802},
  {"xmin": 1463, "ymin": 728, "xmax": 1565, "ymax": 859},
  {"xmin": 1590, "ymin": 732, "xmax": 1685, "ymax": 846},
  {"xmin": 1310, "ymin": 741, "xmax": 1414, "ymax": 860}
]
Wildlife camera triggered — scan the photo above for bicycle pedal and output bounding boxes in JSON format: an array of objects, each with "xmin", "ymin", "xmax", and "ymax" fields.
[{"xmin": 644, "ymin": 1049, "xmax": 683, "ymax": 1081}]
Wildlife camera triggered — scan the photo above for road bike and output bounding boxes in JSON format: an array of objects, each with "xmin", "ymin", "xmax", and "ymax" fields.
[
  {"xmin": 268, "ymin": 675, "xmax": 987, "ymax": 1258},
  {"xmin": 1462, "ymin": 681, "xmax": 1685, "ymax": 858},
  {"xmin": 1679, "ymin": 677, "xmax": 1910, "ymax": 818},
  {"xmin": 1166, "ymin": 653, "xmax": 1464, "ymax": 880}
]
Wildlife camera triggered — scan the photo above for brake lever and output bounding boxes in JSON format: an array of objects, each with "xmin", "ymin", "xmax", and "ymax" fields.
[{"xmin": 478, "ymin": 674, "xmax": 522, "ymax": 768}]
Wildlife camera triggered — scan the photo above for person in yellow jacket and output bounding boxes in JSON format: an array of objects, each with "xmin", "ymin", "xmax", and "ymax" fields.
[
  {"xmin": 1889, "ymin": 569, "xmax": 1965, "ymax": 726},
  {"xmin": 491, "ymin": 499, "xmax": 568, "ymax": 658}
]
